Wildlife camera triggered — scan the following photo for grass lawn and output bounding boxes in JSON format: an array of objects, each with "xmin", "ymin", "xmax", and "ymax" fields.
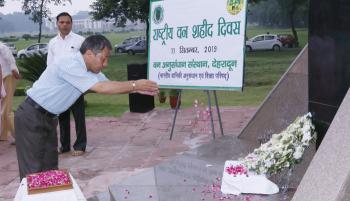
[{"xmin": 13, "ymin": 28, "xmax": 307, "ymax": 117}]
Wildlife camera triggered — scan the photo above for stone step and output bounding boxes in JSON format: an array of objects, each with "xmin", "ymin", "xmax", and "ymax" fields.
[{"xmin": 87, "ymin": 191, "xmax": 111, "ymax": 201}]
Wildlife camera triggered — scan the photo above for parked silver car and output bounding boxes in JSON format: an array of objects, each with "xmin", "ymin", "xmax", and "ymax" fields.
[
  {"xmin": 3, "ymin": 42, "xmax": 17, "ymax": 57},
  {"xmin": 125, "ymin": 40, "xmax": 146, "ymax": 55},
  {"xmin": 114, "ymin": 36, "xmax": 145, "ymax": 54},
  {"xmin": 18, "ymin": 43, "xmax": 48, "ymax": 58}
]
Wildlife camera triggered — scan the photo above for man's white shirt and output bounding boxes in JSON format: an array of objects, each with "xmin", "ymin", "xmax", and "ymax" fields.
[{"xmin": 47, "ymin": 31, "xmax": 85, "ymax": 66}]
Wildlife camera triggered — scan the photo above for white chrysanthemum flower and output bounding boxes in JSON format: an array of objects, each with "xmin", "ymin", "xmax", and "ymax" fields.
[
  {"xmin": 284, "ymin": 161, "xmax": 290, "ymax": 168},
  {"xmin": 265, "ymin": 160, "xmax": 273, "ymax": 168},
  {"xmin": 306, "ymin": 112, "xmax": 312, "ymax": 118},
  {"xmin": 293, "ymin": 146, "xmax": 304, "ymax": 159},
  {"xmin": 302, "ymin": 131, "xmax": 312, "ymax": 142},
  {"xmin": 259, "ymin": 166, "xmax": 266, "ymax": 173},
  {"xmin": 270, "ymin": 136, "xmax": 279, "ymax": 146}
]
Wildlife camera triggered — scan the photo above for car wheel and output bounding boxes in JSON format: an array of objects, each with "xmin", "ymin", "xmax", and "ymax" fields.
[
  {"xmin": 272, "ymin": 45, "xmax": 280, "ymax": 51},
  {"xmin": 117, "ymin": 48, "xmax": 123, "ymax": 53},
  {"xmin": 246, "ymin": 46, "xmax": 252, "ymax": 52},
  {"xmin": 127, "ymin": 50, "xmax": 135, "ymax": 55}
]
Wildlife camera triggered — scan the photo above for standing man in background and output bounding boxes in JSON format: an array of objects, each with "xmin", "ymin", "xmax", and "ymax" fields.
[
  {"xmin": 47, "ymin": 12, "xmax": 86, "ymax": 156},
  {"xmin": 0, "ymin": 42, "xmax": 20, "ymax": 144}
]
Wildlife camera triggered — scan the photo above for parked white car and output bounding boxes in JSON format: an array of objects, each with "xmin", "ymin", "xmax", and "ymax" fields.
[
  {"xmin": 18, "ymin": 43, "xmax": 48, "ymax": 58},
  {"xmin": 246, "ymin": 34, "xmax": 282, "ymax": 52}
]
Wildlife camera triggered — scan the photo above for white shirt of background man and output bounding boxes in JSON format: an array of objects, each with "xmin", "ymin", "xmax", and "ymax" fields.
[
  {"xmin": 47, "ymin": 31, "xmax": 85, "ymax": 66},
  {"xmin": 0, "ymin": 42, "xmax": 18, "ymax": 79}
]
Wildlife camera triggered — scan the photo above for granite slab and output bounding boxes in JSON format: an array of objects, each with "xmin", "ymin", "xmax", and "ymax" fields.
[{"xmin": 109, "ymin": 136, "xmax": 296, "ymax": 201}]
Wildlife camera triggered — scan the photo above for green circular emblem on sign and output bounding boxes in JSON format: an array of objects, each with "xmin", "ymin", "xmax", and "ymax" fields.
[
  {"xmin": 227, "ymin": 0, "xmax": 244, "ymax": 15},
  {"xmin": 153, "ymin": 5, "xmax": 164, "ymax": 24}
]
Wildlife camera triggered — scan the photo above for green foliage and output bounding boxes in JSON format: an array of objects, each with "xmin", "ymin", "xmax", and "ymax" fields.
[
  {"xmin": 22, "ymin": 34, "xmax": 32, "ymax": 41},
  {"xmin": 90, "ymin": 0, "xmax": 126, "ymax": 27},
  {"xmin": 17, "ymin": 53, "xmax": 47, "ymax": 82},
  {"xmin": 90, "ymin": 0, "xmax": 149, "ymax": 27},
  {"xmin": 249, "ymin": 0, "xmax": 308, "ymax": 27},
  {"xmin": 0, "ymin": 36, "xmax": 19, "ymax": 42},
  {"xmin": 159, "ymin": 89, "xmax": 166, "ymax": 97},
  {"xmin": 14, "ymin": 87, "xmax": 26, "ymax": 96}
]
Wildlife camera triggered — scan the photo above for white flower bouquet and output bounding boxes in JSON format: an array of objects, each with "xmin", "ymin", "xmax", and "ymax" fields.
[{"xmin": 240, "ymin": 113, "xmax": 317, "ymax": 175}]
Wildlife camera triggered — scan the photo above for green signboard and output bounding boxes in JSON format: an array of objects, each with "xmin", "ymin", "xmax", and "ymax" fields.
[{"xmin": 148, "ymin": 0, "xmax": 247, "ymax": 91}]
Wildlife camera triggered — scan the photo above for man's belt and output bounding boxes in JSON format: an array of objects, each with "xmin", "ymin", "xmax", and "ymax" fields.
[{"xmin": 25, "ymin": 97, "xmax": 58, "ymax": 118}]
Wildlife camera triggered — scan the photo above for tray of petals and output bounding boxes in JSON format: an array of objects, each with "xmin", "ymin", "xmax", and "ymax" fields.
[{"xmin": 26, "ymin": 169, "xmax": 73, "ymax": 195}]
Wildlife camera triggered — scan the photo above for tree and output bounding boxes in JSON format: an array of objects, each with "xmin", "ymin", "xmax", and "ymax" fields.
[
  {"xmin": 90, "ymin": 0, "xmax": 148, "ymax": 27},
  {"xmin": 90, "ymin": 0, "xmax": 149, "ymax": 38},
  {"xmin": 0, "ymin": 0, "xmax": 4, "ymax": 20},
  {"xmin": 22, "ymin": 33, "xmax": 32, "ymax": 41},
  {"xmin": 276, "ymin": 0, "xmax": 308, "ymax": 46},
  {"xmin": 248, "ymin": 0, "xmax": 307, "ymax": 28},
  {"xmin": 22, "ymin": 0, "xmax": 71, "ymax": 43},
  {"xmin": 248, "ymin": 0, "xmax": 308, "ymax": 46}
]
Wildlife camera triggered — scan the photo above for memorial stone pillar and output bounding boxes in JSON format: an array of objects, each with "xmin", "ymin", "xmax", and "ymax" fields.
[{"xmin": 309, "ymin": 0, "xmax": 350, "ymax": 148}]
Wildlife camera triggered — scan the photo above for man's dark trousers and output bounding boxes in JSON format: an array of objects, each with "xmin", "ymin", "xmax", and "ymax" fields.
[
  {"xmin": 15, "ymin": 99, "xmax": 58, "ymax": 180},
  {"xmin": 59, "ymin": 95, "xmax": 87, "ymax": 152}
]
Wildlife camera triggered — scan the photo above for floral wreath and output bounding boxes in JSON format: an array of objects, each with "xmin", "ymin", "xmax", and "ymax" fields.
[{"xmin": 226, "ymin": 113, "xmax": 317, "ymax": 176}]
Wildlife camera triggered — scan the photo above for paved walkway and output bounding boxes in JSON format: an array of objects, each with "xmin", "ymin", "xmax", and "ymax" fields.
[{"xmin": 0, "ymin": 107, "xmax": 256, "ymax": 201}]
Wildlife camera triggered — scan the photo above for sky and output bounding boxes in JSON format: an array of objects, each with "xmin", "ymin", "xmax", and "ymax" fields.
[{"xmin": 0, "ymin": 0, "xmax": 96, "ymax": 16}]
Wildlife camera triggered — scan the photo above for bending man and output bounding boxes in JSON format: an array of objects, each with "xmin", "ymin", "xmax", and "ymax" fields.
[{"xmin": 15, "ymin": 35, "xmax": 159, "ymax": 179}]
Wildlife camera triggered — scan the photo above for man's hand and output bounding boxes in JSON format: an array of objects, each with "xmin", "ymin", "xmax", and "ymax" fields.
[
  {"xmin": 90, "ymin": 79, "xmax": 159, "ymax": 95},
  {"xmin": 134, "ymin": 79, "xmax": 159, "ymax": 95},
  {"xmin": 12, "ymin": 70, "xmax": 20, "ymax": 79}
]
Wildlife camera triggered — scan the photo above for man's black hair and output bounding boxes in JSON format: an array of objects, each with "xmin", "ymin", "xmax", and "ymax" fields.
[
  {"xmin": 80, "ymin": 35, "xmax": 112, "ymax": 55},
  {"xmin": 56, "ymin": 12, "xmax": 72, "ymax": 22}
]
